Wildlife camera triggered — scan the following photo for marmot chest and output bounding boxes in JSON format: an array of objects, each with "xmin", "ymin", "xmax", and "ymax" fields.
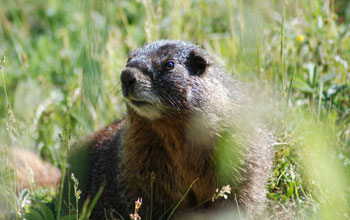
[{"xmin": 122, "ymin": 136, "xmax": 216, "ymax": 207}]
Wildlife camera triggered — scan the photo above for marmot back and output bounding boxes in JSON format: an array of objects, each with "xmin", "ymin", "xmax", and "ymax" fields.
[{"xmin": 66, "ymin": 40, "xmax": 273, "ymax": 219}]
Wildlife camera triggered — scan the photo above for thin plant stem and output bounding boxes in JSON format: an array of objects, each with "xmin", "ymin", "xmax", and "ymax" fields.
[
  {"xmin": 190, "ymin": 197, "xmax": 211, "ymax": 210},
  {"xmin": 150, "ymin": 172, "xmax": 155, "ymax": 220},
  {"xmin": 0, "ymin": 57, "xmax": 9, "ymax": 106},
  {"xmin": 166, "ymin": 178, "xmax": 199, "ymax": 220},
  {"xmin": 86, "ymin": 185, "xmax": 104, "ymax": 219},
  {"xmin": 280, "ymin": 1, "xmax": 285, "ymax": 92},
  {"xmin": 234, "ymin": 194, "xmax": 241, "ymax": 219},
  {"xmin": 317, "ymin": 83, "xmax": 323, "ymax": 121},
  {"xmin": 56, "ymin": 121, "xmax": 71, "ymax": 220},
  {"xmin": 285, "ymin": 66, "xmax": 296, "ymax": 116}
]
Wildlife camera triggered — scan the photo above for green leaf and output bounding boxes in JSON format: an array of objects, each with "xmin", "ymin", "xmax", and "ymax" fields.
[
  {"xmin": 37, "ymin": 203, "xmax": 55, "ymax": 220},
  {"xmin": 23, "ymin": 208, "xmax": 45, "ymax": 220},
  {"xmin": 293, "ymin": 75, "xmax": 315, "ymax": 94},
  {"xmin": 287, "ymin": 182, "xmax": 294, "ymax": 198},
  {"xmin": 61, "ymin": 215, "xmax": 76, "ymax": 220}
]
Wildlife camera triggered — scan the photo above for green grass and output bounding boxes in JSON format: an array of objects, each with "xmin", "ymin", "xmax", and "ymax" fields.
[{"xmin": 0, "ymin": 0, "xmax": 350, "ymax": 219}]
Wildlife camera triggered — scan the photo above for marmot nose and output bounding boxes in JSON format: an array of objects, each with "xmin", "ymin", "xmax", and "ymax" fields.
[{"xmin": 121, "ymin": 69, "xmax": 137, "ymax": 97}]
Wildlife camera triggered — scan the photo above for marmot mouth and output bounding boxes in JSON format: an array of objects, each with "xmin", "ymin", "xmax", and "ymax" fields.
[{"xmin": 130, "ymin": 99, "xmax": 151, "ymax": 107}]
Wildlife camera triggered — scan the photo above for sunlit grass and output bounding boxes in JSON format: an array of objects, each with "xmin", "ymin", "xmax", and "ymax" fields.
[{"xmin": 0, "ymin": 0, "xmax": 349, "ymax": 219}]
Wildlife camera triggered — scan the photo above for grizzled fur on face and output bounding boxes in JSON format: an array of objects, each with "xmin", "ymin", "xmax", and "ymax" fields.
[{"xmin": 121, "ymin": 40, "xmax": 213, "ymax": 120}]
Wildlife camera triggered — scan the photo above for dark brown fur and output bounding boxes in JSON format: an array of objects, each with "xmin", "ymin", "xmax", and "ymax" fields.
[{"xmin": 66, "ymin": 40, "xmax": 273, "ymax": 219}]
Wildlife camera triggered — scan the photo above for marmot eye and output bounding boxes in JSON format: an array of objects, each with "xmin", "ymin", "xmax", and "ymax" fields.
[{"xmin": 165, "ymin": 61, "xmax": 175, "ymax": 70}]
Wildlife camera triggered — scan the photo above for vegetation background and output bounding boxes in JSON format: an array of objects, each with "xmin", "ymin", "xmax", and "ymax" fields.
[{"xmin": 0, "ymin": 0, "xmax": 349, "ymax": 219}]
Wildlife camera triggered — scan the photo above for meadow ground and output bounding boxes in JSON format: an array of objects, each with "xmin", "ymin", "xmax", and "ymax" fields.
[{"xmin": 0, "ymin": 0, "xmax": 350, "ymax": 219}]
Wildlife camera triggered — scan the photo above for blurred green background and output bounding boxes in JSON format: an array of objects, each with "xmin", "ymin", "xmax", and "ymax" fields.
[{"xmin": 0, "ymin": 0, "xmax": 350, "ymax": 219}]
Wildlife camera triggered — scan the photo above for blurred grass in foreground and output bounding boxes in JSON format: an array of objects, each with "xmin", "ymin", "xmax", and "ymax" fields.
[{"xmin": 0, "ymin": 0, "xmax": 349, "ymax": 219}]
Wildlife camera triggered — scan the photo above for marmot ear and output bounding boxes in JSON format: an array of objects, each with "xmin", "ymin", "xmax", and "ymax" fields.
[{"xmin": 186, "ymin": 49, "xmax": 209, "ymax": 76}]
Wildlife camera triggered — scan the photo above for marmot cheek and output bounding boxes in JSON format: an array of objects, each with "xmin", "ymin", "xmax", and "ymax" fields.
[
  {"xmin": 187, "ymin": 88, "xmax": 204, "ymax": 108},
  {"xmin": 187, "ymin": 89, "xmax": 193, "ymax": 103}
]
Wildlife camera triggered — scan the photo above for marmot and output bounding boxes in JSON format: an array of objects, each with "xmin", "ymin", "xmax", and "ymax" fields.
[
  {"xmin": 66, "ymin": 40, "xmax": 273, "ymax": 219},
  {"xmin": 5, "ymin": 147, "xmax": 61, "ymax": 190}
]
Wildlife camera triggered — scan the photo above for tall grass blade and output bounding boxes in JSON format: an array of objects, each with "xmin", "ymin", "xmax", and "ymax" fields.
[{"xmin": 166, "ymin": 178, "xmax": 199, "ymax": 220}]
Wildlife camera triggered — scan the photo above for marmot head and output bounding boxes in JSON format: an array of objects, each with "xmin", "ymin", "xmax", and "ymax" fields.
[{"xmin": 121, "ymin": 40, "xmax": 214, "ymax": 120}]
